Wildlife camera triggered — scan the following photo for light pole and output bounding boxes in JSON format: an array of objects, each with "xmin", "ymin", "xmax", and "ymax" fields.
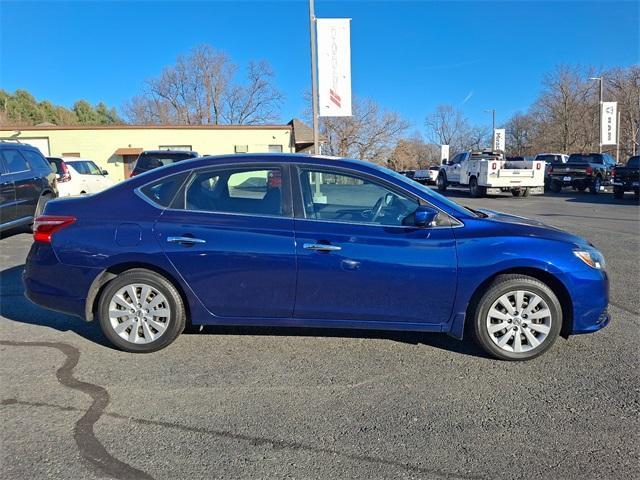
[
  {"xmin": 589, "ymin": 76, "xmax": 603, "ymax": 153},
  {"xmin": 308, "ymin": 0, "xmax": 320, "ymax": 155},
  {"xmin": 485, "ymin": 109, "xmax": 496, "ymax": 149}
]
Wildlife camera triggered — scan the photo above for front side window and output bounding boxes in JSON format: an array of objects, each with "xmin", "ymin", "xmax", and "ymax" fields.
[
  {"xmin": 1, "ymin": 149, "xmax": 31, "ymax": 173},
  {"xmin": 299, "ymin": 169, "xmax": 419, "ymax": 226},
  {"xmin": 184, "ymin": 167, "xmax": 284, "ymax": 217}
]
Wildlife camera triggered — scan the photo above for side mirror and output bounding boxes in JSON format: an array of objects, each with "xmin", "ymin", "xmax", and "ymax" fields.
[
  {"xmin": 414, "ymin": 206, "xmax": 439, "ymax": 228},
  {"xmin": 441, "ymin": 159, "xmax": 448, "ymax": 165},
  {"xmin": 102, "ymin": 169, "xmax": 109, "ymax": 175}
]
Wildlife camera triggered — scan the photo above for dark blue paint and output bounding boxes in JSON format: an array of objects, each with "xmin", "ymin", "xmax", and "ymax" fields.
[{"xmin": 23, "ymin": 154, "xmax": 609, "ymax": 340}]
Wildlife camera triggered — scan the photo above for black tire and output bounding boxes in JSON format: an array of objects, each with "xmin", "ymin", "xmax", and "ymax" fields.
[
  {"xmin": 511, "ymin": 189, "xmax": 522, "ymax": 197},
  {"xmin": 470, "ymin": 274, "xmax": 562, "ymax": 361},
  {"xmin": 613, "ymin": 187, "xmax": 624, "ymax": 199},
  {"xmin": 550, "ymin": 180, "xmax": 562, "ymax": 193},
  {"xmin": 577, "ymin": 186, "xmax": 587, "ymax": 192},
  {"xmin": 589, "ymin": 176, "xmax": 602, "ymax": 194},
  {"xmin": 469, "ymin": 176, "xmax": 485, "ymax": 198},
  {"xmin": 97, "ymin": 269, "xmax": 186, "ymax": 353},
  {"xmin": 521, "ymin": 188, "xmax": 530, "ymax": 197},
  {"xmin": 437, "ymin": 172, "xmax": 447, "ymax": 192}
]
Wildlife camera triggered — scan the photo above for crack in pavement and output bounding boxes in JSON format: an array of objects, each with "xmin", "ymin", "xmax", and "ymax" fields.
[
  {"xmin": 0, "ymin": 340, "xmax": 154, "ymax": 480},
  {"xmin": 1, "ymin": 397, "xmax": 484, "ymax": 480}
]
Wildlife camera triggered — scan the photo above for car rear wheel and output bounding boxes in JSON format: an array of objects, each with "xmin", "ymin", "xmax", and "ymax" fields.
[
  {"xmin": 437, "ymin": 172, "xmax": 447, "ymax": 191},
  {"xmin": 613, "ymin": 186, "xmax": 624, "ymax": 199},
  {"xmin": 472, "ymin": 275, "xmax": 562, "ymax": 361},
  {"xmin": 469, "ymin": 177, "xmax": 485, "ymax": 198},
  {"xmin": 590, "ymin": 176, "xmax": 602, "ymax": 194},
  {"xmin": 550, "ymin": 180, "xmax": 562, "ymax": 193},
  {"xmin": 97, "ymin": 269, "xmax": 186, "ymax": 353}
]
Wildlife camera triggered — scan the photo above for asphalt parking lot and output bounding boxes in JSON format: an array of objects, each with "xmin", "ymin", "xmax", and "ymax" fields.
[{"xmin": 1, "ymin": 190, "xmax": 638, "ymax": 480}]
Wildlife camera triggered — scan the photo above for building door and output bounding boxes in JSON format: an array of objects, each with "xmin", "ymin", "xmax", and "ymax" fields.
[{"xmin": 122, "ymin": 155, "xmax": 138, "ymax": 178}]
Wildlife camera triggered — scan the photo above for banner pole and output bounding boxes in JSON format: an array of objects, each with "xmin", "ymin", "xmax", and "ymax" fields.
[
  {"xmin": 616, "ymin": 109, "xmax": 621, "ymax": 163},
  {"xmin": 308, "ymin": 0, "xmax": 320, "ymax": 155}
]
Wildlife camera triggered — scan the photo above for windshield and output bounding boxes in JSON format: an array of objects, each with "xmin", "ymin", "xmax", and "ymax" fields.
[
  {"xmin": 136, "ymin": 152, "xmax": 196, "ymax": 170},
  {"xmin": 568, "ymin": 154, "xmax": 601, "ymax": 163}
]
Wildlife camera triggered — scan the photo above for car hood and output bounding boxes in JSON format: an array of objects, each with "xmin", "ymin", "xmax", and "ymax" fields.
[{"xmin": 478, "ymin": 209, "xmax": 589, "ymax": 247}]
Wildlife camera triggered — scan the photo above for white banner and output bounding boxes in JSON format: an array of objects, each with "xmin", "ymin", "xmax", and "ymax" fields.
[
  {"xmin": 317, "ymin": 18, "xmax": 352, "ymax": 117},
  {"xmin": 440, "ymin": 144, "xmax": 450, "ymax": 162},
  {"xmin": 601, "ymin": 101, "xmax": 617, "ymax": 145},
  {"xmin": 493, "ymin": 129, "xmax": 506, "ymax": 152}
]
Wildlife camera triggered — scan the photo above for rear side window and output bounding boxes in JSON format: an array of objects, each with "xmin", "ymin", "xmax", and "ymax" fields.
[
  {"xmin": 139, "ymin": 172, "xmax": 189, "ymax": 208},
  {"xmin": 22, "ymin": 149, "xmax": 52, "ymax": 172},
  {"xmin": 183, "ymin": 167, "xmax": 284, "ymax": 217},
  {"xmin": 1, "ymin": 149, "xmax": 31, "ymax": 173},
  {"xmin": 627, "ymin": 157, "xmax": 639, "ymax": 168}
]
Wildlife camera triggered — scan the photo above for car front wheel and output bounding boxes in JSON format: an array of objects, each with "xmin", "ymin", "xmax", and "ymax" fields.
[
  {"xmin": 472, "ymin": 275, "xmax": 562, "ymax": 361},
  {"xmin": 97, "ymin": 269, "xmax": 186, "ymax": 353},
  {"xmin": 437, "ymin": 172, "xmax": 447, "ymax": 191}
]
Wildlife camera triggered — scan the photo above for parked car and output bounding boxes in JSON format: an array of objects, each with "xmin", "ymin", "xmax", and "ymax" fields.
[
  {"xmin": 535, "ymin": 153, "xmax": 569, "ymax": 190},
  {"xmin": 24, "ymin": 154, "xmax": 609, "ymax": 360},
  {"xmin": 547, "ymin": 153, "xmax": 615, "ymax": 194},
  {"xmin": 437, "ymin": 150, "xmax": 545, "ymax": 197},
  {"xmin": 47, "ymin": 157, "xmax": 114, "ymax": 196},
  {"xmin": 131, "ymin": 150, "xmax": 199, "ymax": 177},
  {"xmin": 611, "ymin": 155, "xmax": 639, "ymax": 199},
  {"xmin": 0, "ymin": 142, "xmax": 58, "ymax": 233},
  {"xmin": 413, "ymin": 166, "xmax": 440, "ymax": 184},
  {"xmin": 398, "ymin": 170, "xmax": 415, "ymax": 179}
]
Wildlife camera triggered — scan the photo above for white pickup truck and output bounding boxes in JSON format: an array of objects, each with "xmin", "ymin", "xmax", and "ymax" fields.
[{"xmin": 436, "ymin": 150, "xmax": 545, "ymax": 197}]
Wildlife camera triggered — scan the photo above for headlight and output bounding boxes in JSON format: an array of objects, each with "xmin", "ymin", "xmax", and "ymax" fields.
[{"xmin": 574, "ymin": 249, "xmax": 605, "ymax": 270}]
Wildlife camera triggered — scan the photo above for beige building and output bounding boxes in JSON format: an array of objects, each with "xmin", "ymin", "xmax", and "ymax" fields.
[{"xmin": 0, "ymin": 119, "xmax": 314, "ymax": 181}]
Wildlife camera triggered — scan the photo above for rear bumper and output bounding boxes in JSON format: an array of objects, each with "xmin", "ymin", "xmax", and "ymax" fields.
[{"xmin": 23, "ymin": 242, "xmax": 102, "ymax": 319}]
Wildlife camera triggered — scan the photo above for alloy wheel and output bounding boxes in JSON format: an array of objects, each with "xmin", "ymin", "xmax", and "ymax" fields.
[
  {"xmin": 108, "ymin": 283, "xmax": 171, "ymax": 344},
  {"xmin": 485, "ymin": 290, "xmax": 552, "ymax": 353}
]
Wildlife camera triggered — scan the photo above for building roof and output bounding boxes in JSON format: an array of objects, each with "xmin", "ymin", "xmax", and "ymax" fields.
[{"xmin": 1, "ymin": 124, "xmax": 293, "ymax": 131}]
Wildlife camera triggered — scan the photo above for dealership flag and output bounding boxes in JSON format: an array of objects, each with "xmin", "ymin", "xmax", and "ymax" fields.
[
  {"xmin": 441, "ymin": 145, "xmax": 450, "ymax": 162},
  {"xmin": 317, "ymin": 18, "xmax": 352, "ymax": 117},
  {"xmin": 493, "ymin": 129, "xmax": 506, "ymax": 152},
  {"xmin": 601, "ymin": 102, "xmax": 617, "ymax": 145}
]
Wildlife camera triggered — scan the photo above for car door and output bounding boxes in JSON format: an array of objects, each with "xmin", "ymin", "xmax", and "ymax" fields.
[
  {"xmin": 292, "ymin": 166, "xmax": 458, "ymax": 325},
  {"xmin": 0, "ymin": 153, "xmax": 17, "ymax": 226},
  {"xmin": 1, "ymin": 149, "xmax": 39, "ymax": 220},
  {"xmin": 448, "ymin": 154, "xmax": 463, "ymax": 182},
  {"xmin": 153, "ymin": 163, "xmax": 297, "ymax": 319}
]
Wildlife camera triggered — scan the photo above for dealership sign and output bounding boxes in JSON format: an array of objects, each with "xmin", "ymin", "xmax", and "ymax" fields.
[
  {"xmin": 493, "ymin": 129, "xmax": 506, "ymax": 152},
  {"xmin": 441, "ymin": 144, "xmax": 450, "ymax": 162},
  {"xmin": 601, "ymin": 101, "xmax": 617, "ymax": 145},
  {"xmin": 317, "ymin": 18, "xmax": 352, "ymax": 117}
]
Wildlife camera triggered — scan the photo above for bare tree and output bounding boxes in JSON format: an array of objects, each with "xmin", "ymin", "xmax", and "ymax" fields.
[
  {"xmin": 388, "ymin": 134, "xmax": 440, "ymax": 170},
  {"xmin": 424, "ymin": 104, "xmax": 469, "ymax": 149},
  {"xmin": 124, "ymin": 45, "xmax": 283, "ymax": 125},
  {"xmin": 320, "ymin": 97, "xmax": 409, "ymax": 163},
  {"xmin": 606, "ymin": 65, "xmax": 640, "ymax": 157},
  {"xmin": 505, "ymin": 112, "xmax": 536, "ymax": 156}
]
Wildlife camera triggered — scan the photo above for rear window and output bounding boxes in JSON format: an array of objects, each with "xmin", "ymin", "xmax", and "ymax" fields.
[
  {"xmin": 627, "ymin": 156, "xmax": 639, "ymax": 168},
  {"xmin": 48, "ymin": 157, "xmax": 66, "ymax": 176},
  {"xmin": 568, "ymin": 154, "xmax": 602, "ymax": 163},
  {"xmin": 139, "ymin": 172, "xmax": 189, "ymax": 208},
  {"xmin": 536, "ymin": 154, "xmax": 563, "ymax": 163},
  {"xmin": 136, "ymin": 152, "xmax": 197, "ymax": 171}
]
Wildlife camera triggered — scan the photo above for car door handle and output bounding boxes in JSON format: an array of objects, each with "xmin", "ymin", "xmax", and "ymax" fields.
[
  {"xmin": 303, "ymin": 243, "xmax": 341, "ymax": 252},
  {"xmin": 167, "ymin": 236, "xmax": 206, "ymax": 245}
]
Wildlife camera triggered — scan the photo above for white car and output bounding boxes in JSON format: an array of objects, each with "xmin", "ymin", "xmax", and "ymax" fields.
[{"xmin": 47, "ymin": 157, "xmax": 114, "ymax": 196}]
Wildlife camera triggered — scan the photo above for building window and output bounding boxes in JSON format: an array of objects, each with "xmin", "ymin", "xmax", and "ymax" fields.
[
  {"xmin": 235, "ymin": 145, "xmax": 248, "ymax": 153},
  {"xmin": 268, "ymin": 145, "xmax": 283, "ymax": 153},
  {"xmin": 159, "ymin": 145, "xmax": 192, "ymax": 151},
  {"xmin": 62, "ymin": 152, "xmax": 81, "ymax": 157}
]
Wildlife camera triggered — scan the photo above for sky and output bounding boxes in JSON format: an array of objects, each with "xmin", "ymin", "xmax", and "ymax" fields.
[{"xmin": 1, "ymin": 0, "xmax": 638, "ymax": 132}]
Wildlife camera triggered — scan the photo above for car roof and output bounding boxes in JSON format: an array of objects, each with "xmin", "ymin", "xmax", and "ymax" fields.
[{"xmin": 0, "ymin": 141, "xmax": 41, "ymax": 152}]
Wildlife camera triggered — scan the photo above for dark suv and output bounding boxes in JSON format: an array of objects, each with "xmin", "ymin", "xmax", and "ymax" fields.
[
  {"xmin": 0, "ymin": 142, "xmax": 58, "ymax": 234},
  {"xmin": 131, "ymin": 150, "xmax": 199, "ymax": 177}
]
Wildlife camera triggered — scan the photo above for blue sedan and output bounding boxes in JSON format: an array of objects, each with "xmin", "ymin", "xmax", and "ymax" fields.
[{"xmin": 23, "ymin": 154, "xmax": 609, "ymax": 360}]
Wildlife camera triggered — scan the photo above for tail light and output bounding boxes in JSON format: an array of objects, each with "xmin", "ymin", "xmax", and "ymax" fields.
[
  {"xmin": 58, "ymin": 161, "xmax": 72, "ymax": 183},
  {"xmin": 586, "ymin": 167, "xmax": 593, "ymax": 175},
  {"xmin": 612, "ymin": 168, "xmax": 616, "ymax": 178},
  {"xmin": 491, "ymin": 162, "xmax": 497, "ymax": 170},
  {"xmin": 548, "ymin": 165, "xmax": 554, "ymax": 173},
  {"xmin": 536, "ymin": 162, "xmax": 541, "ymax": 170},
  {"xmin": 33, "ymin": 216, "xmax": 76, "ymax": 243}
]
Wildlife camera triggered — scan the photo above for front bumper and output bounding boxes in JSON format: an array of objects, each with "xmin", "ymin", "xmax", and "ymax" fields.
[{"xmin": 566, "ymin": 268, "xmax": 610, "ymax": 335}]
